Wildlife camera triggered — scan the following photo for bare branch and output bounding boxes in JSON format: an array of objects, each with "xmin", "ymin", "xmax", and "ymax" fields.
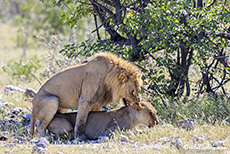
[
  {"xmin": 62, "ymin": 2, "xmax": 73, "ymax": 15},
  {"xmin": 207, "ymin": 0, "xmax": 216, "ymax": 8},
  {"xmin": 91, "ymin": 0, "xmax": 140, "ymax": 34},
  {"xmin": 89, "ymin": 0, "xmax": 113, "ymax": 15},
  {"xmin": 93, "ymin": 14, "xmax": 101, "ymax": 40}
]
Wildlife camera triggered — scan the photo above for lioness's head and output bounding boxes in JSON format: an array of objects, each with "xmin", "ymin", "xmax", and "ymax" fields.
[{"xmin": 133, "ymin": 101, "xmax": 159, "ymax": 127}]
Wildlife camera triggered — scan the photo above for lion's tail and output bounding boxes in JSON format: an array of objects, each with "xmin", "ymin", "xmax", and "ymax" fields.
[{"xmin": 30, "ymin": 110, "xmax": 36, "ymax": 137}]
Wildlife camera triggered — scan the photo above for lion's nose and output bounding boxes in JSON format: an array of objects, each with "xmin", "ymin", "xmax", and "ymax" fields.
[
  {"xmin": 155, "ymin": 117, "xmax": 159, "ymax": 125},
  {"xmin": 136, "ymin": 96, "xmax": 140, "ymax": 103}
]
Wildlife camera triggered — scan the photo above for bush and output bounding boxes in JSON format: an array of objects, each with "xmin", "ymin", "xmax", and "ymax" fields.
[
  {"xmin": 2, "ymin": 55, "xmax": 43, "ymax": 82},
  {"xmin": 151, "ymin": 94, "xmax": 230, "ymax": 124}
]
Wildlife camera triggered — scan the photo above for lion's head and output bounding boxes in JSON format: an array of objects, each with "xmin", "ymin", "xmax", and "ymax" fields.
[
  {"xmin": 118, "ymin": 71, "xmax": 142, "ymax": 107},
  {"xmin": 97, "ymin": 52, "xmax": 142, "ymax": 107},
  {"xmin": 133, "ymin": 101, "xmax": 159, "ymax": 127}
]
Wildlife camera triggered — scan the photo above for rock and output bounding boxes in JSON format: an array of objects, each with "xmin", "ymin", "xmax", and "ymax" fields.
[
  {"xmin": 4, "ymin": 85, "xmax": 24, "ymax": 95},
  {"xmin": 2, "ymin": 131, "xmax": 9, "ymax": 135},
  {"xmin": 0, "ymin": 136, "xmax": 7, "ymax": 141},
  {"xmin": 158, "ymin": 137, "xmax": 171, "ymax": 144},
  {"xmin": 224, "ymin": 117, "xmax": 230, "ymax": 124},
  {"xmin": 32, "ymin": 137, "xmax": 49, "ymax": 154},
  {"xmin": 211, "ymin": 141, "xmax": 224, "ymax": 147},
  {"xmin": 4, "ymin": 143, "xmax": 16, "ymax": 148},
  {"xmin": 32, "ymin": 145, "xmax": 49, "ymax": 154},
  {"xmin": 98, "ymin": 136, "xmax": 109, "ymax": 142},
  {"xmin": 176, "ymin": 118, "xmax": 196, "ymax": 130},
  {"xmin": 192, "ymin": 135, "xmax": 204, "ymax": 143},
  {"xmin": 173, "ymin": 138, "xmax": 183, "ymax": 149},
  {"xmin": 12, "ymin": 139, "xmax": 19, "ymax": 143},
  {"xmin": 118, "ymin": 135, "xmax": 129, "ymax": 142},
  {"xmin": 0, "ymin": 100, "xmax": 9, "ymax": 106},
  {"xmin": 36, "ymin": 137, "xmax": 49, "ymax": 147},
  {"xmin": 7, "ymin": 107, "xmax": 26, "ymax": 116},
  {"xmin": 15, "ymin": 136, "xmax": 27, "ymax": 142},
  {"xmin": 0, "ymin": 101, "xmax": 15, "ymax": 110},
  {"xmin": 24, "ymin": 88, "xmax": 37, "ymax": 98}
]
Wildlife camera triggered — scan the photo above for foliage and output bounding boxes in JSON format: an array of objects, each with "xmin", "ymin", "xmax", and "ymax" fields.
[
  {"xmin": 150, "ymin": 94, "xmax": 230, "ymax": 124},
  {"xmin": 2, "ymin": 54, "xmax": 78, "ymax": 83},
  {"xmin": 2, "ymin": 55, "xmax": 43, "ymax": 82},
  {"xmin": 58, "ymin": 0, "xmax": 230, "ymax": 100}
]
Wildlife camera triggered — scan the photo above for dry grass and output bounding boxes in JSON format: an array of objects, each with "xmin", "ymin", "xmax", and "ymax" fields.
[
  {"xmin": 0, "ymin": 24, "xmax": 50, "ymax": 90},
  {"xmin": 0, "ymin": 123, "xmax": 229, "ymax": 154}
]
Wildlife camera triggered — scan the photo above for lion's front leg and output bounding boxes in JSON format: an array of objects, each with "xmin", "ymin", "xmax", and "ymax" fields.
[{"xmin": 74, "ymin": 101, "xmax": 91, "ymax": 140}]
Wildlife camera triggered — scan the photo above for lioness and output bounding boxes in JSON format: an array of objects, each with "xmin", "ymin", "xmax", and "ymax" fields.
[
  {"xmin": 30, "ymin": 52, "xmax": 142, "ymax": 139},
  {"xmin": 48, "ymin": 101, "xmax": 159, "ymax": 139}
]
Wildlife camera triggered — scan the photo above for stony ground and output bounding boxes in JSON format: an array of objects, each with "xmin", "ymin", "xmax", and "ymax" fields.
[{"xmin": 0, "ymin": 85, "xmax": 230, "ymax": 154}]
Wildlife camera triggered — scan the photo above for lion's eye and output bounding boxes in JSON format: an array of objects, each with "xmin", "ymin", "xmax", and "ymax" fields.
[{"xmin": 130, "ymin": 90, "xmax": 134, "ymax": 96}]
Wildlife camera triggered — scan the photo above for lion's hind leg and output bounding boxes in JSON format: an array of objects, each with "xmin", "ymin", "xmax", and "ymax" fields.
[{"xmin": 36, "ymin": 96, "xmax": 59, "ymax": 137}]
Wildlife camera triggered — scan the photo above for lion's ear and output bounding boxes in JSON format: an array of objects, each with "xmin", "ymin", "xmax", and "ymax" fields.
[
  {"xmin": 119, "ymin": 73, "xmax": 128, "ymax": 83},
  {"xmin": 133, "ymin": 103, "xmax": 144, "ymax": 111}
]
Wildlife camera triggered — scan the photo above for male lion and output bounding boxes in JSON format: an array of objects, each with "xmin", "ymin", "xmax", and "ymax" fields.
[
  {"xmin": 48, "ymin": 101, "xmax": 159, "ymax": 139},
  {"xmin": 30, "ymin": 52, "xmax": 142, "ymax": 139}
]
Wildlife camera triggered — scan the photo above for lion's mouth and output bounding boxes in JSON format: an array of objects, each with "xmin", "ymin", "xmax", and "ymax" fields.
[
  {"xmin": 123, "ymin": 98, "xmax": 131, "ymax": 107},
  {"xmin": 148, "ymin": 124, "xmax": 154, "ymax": 128}
]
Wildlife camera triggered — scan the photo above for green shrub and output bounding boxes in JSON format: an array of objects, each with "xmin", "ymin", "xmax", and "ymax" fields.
[
  {"xmin": 151, "ymin": 94, "xmax": 230, "ymax": 124},
  {"xmin": 2, "ymin": 55, "xmax": 43, "ymax": 82}
]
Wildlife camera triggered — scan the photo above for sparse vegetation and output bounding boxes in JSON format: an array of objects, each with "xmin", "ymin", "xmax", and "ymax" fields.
[{"xmin": 0, "ymin": 0, "xmax": 229, "ymax": 153}]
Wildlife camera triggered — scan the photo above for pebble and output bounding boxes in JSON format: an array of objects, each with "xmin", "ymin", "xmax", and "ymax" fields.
[
  {"xmin": 4, "ymin": 143, "xmax": 16, "ymax": 148},
  {"xmin": 192, "ymin": 135, "xmax": 204, "ymax": 143},
  {"xmin": 4, "ymin": 85, "xmax": 24, "ymax": 95},
  {"xmin": 171, "ymin": 138, "xmax": 182, "ymax": 149},
  {"xmin": 176, "ymin": 118, "xmax": 196, "ymax": 130},
  {"xmin": 0, "ymin": 136, "xmax": 8, "ymax": 141},
  {"xmin": 35, "ymin": 137, "xmax": 49, "ymax": 147},
  {"xmin": 224, "ymin": 117, "xmax": 230, "ymax": 124},
  {"xmin": 32, "ymin": 145, "xmax": 49, "ymax": 154},
  {"xmin": 15, "ymin": 136, "xmax": 27, "ymax": 142},
  {"xmin": 211, "ymin": 141, "xmax": 224, "ymax": 147},
  {"xmin": 118, "ymin": 135, "xmax": 129, "ymax": 142},
  {"xmin": 7, "ymin": 107, "xmax": 25, "ymax": 116},
  {"xmin": 2, "ymin": 131, "xmax": 9, "ymax": 135},
  {"xmin": 158, "ymin": 137, "xmax": 171, "ymax": 144},
  {"xmin": 98, "ymin": 136, "xmax": 109, "ymax": 142}
]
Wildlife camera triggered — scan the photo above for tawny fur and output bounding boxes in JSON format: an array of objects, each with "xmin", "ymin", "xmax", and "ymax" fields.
[
  {"xmin": 30, "ymin": 52, "xmax": 142, "ymax": 138},
  {"xmin": 48, "ymin": 101, "xmax": 159, "ymax": 139}
]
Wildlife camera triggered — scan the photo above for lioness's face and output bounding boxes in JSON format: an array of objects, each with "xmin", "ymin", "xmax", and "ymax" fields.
[
  {"xmin": 120, "ymin": 80, "xmax": 141, "ymax": 107},
  {"xmin": 138, "ymin": 102, "xmax": 159, "ymax": 127}
]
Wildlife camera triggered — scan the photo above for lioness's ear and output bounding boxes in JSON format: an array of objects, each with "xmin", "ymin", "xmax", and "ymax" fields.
[
  {"xmin": 119, "ymin": 73, "xmax": 128, "ymax": 83},
  {"xmin": 133, "ymin": 103, "xmax": 144, "ymax": 111}
]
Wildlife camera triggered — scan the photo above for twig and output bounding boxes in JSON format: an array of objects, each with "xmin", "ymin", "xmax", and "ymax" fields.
[
  {"xmin": 91, "ymin": 0, "xmax": 140, "ymax": 34},
  {"xmin": 94, "ymin": 14, "xmax": 101, "ymax": 40},
  {"xmin": 62, "ymin": 2, "xmax": 73, "ymax": 15},
  {"xmin": 26, "ymin": 70, "xmax": 42, "ymax": 87},
  {"xmin": 75, "ymin": 1, "xmax": 91, "ymax": 5},
  {"xmin": 89, "ymin": 0, "xmax": 113, "ymax": 15},
  {"xmin": 207, "ymin": 0, "xmax": 216, "ymax": 8}
]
